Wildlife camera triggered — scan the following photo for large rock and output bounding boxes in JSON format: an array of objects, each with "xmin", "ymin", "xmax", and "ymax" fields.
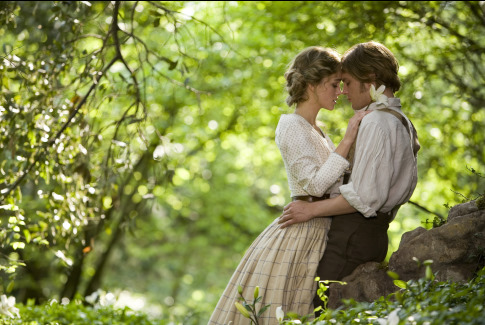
[
  {"xmin": 389, "ymin": 200, "xmax": 485, "ymax": 282},
  {"xmin": 327, "ymin": 262, "xmax": 394, "ymax": 309},
  {"xmin": 327, "ymin": 200, "xmax": 485, "ymax": 308},
  {"xmin": 448, "ymin": 200, "xmax": 481, "ymax": 220}
]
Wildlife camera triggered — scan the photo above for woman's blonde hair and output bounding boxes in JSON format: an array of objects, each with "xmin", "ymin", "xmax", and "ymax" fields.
[{"xmin": 284, "ymin": 46, "xmax": 341, "ymax": 107}]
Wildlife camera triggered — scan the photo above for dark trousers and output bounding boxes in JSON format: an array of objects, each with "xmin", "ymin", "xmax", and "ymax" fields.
[{"xmin": 313, "ymin": 211, "xmax": 392, "ymax": 310}]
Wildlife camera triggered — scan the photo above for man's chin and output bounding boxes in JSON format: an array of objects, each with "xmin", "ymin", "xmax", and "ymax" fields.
[
  {"xmin": 352, "ymin": 103, "xmax": 371, "ymax": 111},
  {"xmin": 353, "ymin": 106, "xmax": 366, "ymax": 112}
]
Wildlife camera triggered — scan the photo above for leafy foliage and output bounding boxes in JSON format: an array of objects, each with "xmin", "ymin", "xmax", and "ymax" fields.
[
  {"xmin": 1, "ymin": 299, "xmax": 161, "ymax": 325},
  {"xmin": 234, "ymin": 285, "xmax": 271, "ymax": 325},
  {"xmin": 0, "ymin": 1, "xmax": 484, "ymax": 324},
  {"xmin": 2, "ymin": 267, "xmax": 484, "ymax": 324},
  {"xmin": 263, "ymin": 266, "xmax": 485, "ymax": 325}
]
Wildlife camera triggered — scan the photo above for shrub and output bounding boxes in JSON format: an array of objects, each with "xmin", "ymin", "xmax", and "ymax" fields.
[
  {"xmin": 2, "ymin": 267, "xmax": 485, "ymax": 324},
  {"xmin": 237, "ymin": 266, "xmax": 485, "ymax": 325}
]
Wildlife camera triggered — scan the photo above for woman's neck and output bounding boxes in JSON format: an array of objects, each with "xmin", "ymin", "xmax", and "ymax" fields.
[{"xmin": 294, "ymin": 102, "xmax": 319, "ymax": 126}]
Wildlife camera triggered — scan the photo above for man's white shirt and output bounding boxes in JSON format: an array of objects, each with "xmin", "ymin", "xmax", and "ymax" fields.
[{"xmin": 339, "ymin": 98, "xmax": 418, "ymax": 218}]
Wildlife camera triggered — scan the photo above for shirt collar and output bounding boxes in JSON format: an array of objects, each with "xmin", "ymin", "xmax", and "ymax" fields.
[{"xmin": 356, "ymin": 97, "xmax": 402, "ymax": 112}]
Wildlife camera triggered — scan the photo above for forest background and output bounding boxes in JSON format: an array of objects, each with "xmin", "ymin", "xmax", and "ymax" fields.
[{"xmin": 0, "ymin": 1, "xmax": 484, "ymax": 324}]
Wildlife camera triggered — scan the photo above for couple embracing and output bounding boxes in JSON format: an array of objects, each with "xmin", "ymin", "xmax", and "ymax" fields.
[{"xmin": 209, "ymin": 41, "xmax": 420, "ymax": 324}]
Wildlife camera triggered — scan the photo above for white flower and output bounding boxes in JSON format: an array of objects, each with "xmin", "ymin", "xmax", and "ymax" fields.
[
  {"xmin": 387, "ymin": 308, "xmax": 401, "ymax": 325},
  {"xmin": 100, "ymin": 292, "xmax": 116, "ymax": 307},
  {"xmin": 0, "ymin": 295, "xmax": 20, "ymax": 318},
  {"xmin": 370, "ymin": 84, "xmax": 388, "ymax": 106},
  {"xmin": 276, "ymin": 306, "xmax": 285, "ymax": 323},
  {"xmin": 85, "ymin": 290, "xmax": 100, "ymax": 305}
]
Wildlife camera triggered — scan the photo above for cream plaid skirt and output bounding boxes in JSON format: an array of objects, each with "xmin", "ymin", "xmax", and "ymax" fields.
[{"xmin": 208, "ymin": 216, "xmax": 331, "ymax": 324}]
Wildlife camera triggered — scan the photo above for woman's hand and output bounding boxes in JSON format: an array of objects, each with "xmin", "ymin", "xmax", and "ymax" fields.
[
  {"xmin": 335, "ymin": 110, "xmax": 372, "ymax": 158},
  {"xmin": 342, "ymin": 110, "xmax": 371, "ymax": 144},
  {"xmin": 278, "ymin": 201, "xmax": 315, "ymax": 229}
]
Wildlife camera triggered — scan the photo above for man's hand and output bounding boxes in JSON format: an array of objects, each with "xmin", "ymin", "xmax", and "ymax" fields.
[{"xmin": 278, "ymin": 200, "xmax": 314, "ymax": 229}]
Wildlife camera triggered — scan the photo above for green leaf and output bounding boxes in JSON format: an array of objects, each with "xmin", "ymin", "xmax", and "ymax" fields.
[
  {"xmin": 387, "ymin": 270, "xmax": 400, "ymax": 280},
  {"xmin": 257, "ymin": 304, "xmax": 271, "ymax": 317},
  {"xmin": 23, "ymin": 229, "xmax": 31, "ymax": 243},
  {"xmin": 394, "ymin": 280, "xmax": 407, "ymax": 289},
  {"xmin": 6, "ymin": 280, "xmax": 15, "ymax": 293},
  {"xmin": 11, "ymin": 241, "xmax": 25, "ymax": 250},
  {"xmin": 149, "ymin": 10, "xmax": 161, "ymax": 17}
]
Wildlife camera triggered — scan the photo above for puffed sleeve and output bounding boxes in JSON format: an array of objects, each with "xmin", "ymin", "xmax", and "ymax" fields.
[
  {"xmin": 276, "ymin": 117, "xmax": 349, "ymax": 197},
  {"xmin": 339, "ymin": 120, "xmax": 393, "ymax": 217}
]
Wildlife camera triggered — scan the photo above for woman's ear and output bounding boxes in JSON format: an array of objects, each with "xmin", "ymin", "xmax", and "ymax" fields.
[{"xmin": 306, "ymin": 83, "xmax": 317, "ymax": 99}]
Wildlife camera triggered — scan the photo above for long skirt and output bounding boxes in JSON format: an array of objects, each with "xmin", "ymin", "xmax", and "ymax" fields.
[{"xmin": 208, "ymin": 216, "xmax": 331, "ymax": 325}]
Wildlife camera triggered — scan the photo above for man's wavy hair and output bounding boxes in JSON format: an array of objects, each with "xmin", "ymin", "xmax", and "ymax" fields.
[{"xmin": 342, "ymin": 41, "xmax": 401, "ymax": 92}]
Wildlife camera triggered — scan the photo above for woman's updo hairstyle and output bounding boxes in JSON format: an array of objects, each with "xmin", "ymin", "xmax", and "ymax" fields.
[{"xmin": 284, "ymin": 46, "xmax": 341, "ymax": 107}]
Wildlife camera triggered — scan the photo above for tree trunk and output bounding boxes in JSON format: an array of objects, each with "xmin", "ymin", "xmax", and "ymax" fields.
[{"xmin": 60, "ymin": 248, "xmax": 85, "ymax": 300}]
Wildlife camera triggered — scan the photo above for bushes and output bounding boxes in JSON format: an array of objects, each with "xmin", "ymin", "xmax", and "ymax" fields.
[
  {"xmin": 316, "ymin": 268, "xmax": 485, "ymax": 324},
  {"xmin": 242, "ymin": 266, "xmax": 485, "ymax": 325},
  {"xmin": 0, "ymin": 300, "xmax": 157, "ymax": 325},
  {"xmin": 1, "ymin": 267, "xmax": 485, "ymax": 324}
]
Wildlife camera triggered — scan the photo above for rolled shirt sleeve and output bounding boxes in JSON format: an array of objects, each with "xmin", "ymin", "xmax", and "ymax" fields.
[{"xmin": 339, "ymin": 120, "xmax": 393, "ymax": 217}]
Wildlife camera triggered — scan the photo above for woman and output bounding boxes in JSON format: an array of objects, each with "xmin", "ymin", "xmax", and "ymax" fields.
[{"xmin": 208, "ymin": 47, "xmax": 369, "ymax": 324}]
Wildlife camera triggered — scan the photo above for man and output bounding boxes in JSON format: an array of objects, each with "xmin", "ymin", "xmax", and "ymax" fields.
[{"xmin": 278, "ymin": 41, "xmax": 420, "ymax": 310}]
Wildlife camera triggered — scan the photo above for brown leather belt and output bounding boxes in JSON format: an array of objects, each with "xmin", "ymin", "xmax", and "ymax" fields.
[{"xmin": 292, "ymin": 194, "xmax": 330, "ymax": 202}]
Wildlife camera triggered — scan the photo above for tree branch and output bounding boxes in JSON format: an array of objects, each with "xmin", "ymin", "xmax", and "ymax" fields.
[
  {"xmin": 408, "ymin": 200, "xmax": 444, "ymax": 220},
  {"xmin": 464, "ymin": 1, "xmax": 485, "ymax": 27},
  {"xmin": 0, "ymin": 55, "xmax": 119, "ymax": 202},
  {"xmin": 112, "ymin": 1, "xmax": 145, "ymax": 117},
  {"xmin": 146, "ymin": 1, "xmax": 249, "ymax": 60}
]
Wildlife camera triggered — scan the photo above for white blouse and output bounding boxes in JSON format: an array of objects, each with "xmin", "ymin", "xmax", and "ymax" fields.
[
  {"xmin": 339, "ymin": 98, "xmax": 418, "ymax": 218},
  {"xmin": 275, "ymin": 114, "xmax": 350, "ymax": 198}
]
